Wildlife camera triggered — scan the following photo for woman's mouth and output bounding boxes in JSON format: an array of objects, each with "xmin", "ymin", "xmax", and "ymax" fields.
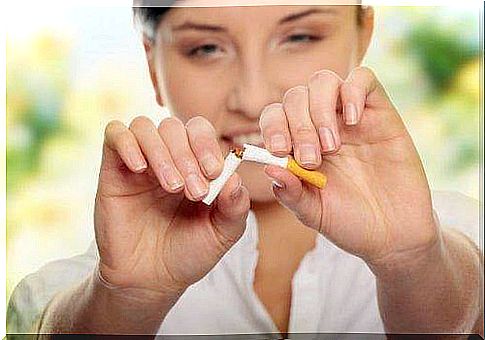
[{"xmin": 221, "ymin": 132, "xmax": 264, "ymax": 149}]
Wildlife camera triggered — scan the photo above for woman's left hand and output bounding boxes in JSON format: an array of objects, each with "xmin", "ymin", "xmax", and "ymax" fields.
[{"xmin": 260, "ymin": 67, "xmax": 440, "ymax": 270}]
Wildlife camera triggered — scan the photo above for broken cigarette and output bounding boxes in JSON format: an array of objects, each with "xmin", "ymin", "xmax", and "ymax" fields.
[
  {"xmin": 202, "ymin": 144, "xmax": 327, "ymax": 205},
  {"xmin": 241, "ymin": 144, "xmax": 327, "ymax": 189},
  {"xmin": 202, "ymin": 151, "xmax": 243, "ymax": 205}
]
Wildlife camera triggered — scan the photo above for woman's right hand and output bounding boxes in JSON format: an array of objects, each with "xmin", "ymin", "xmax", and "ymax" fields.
[{"xmin": 94, "ymin": 115, "xmax": 250, "ymax": 297}]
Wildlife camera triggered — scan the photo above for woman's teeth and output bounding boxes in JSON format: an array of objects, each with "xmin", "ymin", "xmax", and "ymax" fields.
[{"xmin": 232, "ymin": 132, "xmax": 263, "ymax": 146}]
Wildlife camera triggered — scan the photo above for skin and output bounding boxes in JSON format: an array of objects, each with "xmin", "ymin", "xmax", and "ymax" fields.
[{"xmin": 37, "ymin": 4, "xmax": 483, "ymax": 337}]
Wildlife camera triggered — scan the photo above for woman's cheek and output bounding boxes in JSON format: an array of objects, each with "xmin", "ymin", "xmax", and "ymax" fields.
[{"xmin": 166, "ymin": 78, "xmax": 229, "ymax": 122}]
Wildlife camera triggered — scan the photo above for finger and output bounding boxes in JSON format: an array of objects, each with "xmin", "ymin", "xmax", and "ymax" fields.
[
  {"xmin": 283, "ymin": 86, "xmax": 322, "ymax": 169},
  {"xmin": 263, "ymin": 165, "xmax": 321, "ymax": 230},
  {"xmin": 211, "ymin": 173, "xmax": 250, "ymax": 245},
  {"xmin": 159, "ymin": 117, "xmax": 209, "ymax": 201},
  {"xmin": 129, "ymin": 116, "xmax": 184, "ymax": 193},
  {"xmin": 103, "ymin": 120, "xmax": 147, "ymax": 173},
  {"xmin": 186, "ymin": 116, "xmax": 224, "ymax": 180},
  {"xmin": 340, "ymin": 66, "xmax": 387, "ymax": 126},
  {"xmin": 259, "ymin": 103, "xmax": 292, "ymax": 156},
  {"xmin": 308, "ymin": 70, "xmax": 343, "ymax": 153}
]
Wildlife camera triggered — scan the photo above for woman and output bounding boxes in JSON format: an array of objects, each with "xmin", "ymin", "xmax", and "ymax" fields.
[{"xmin": 8, "ymin": 2, "xmax": 483, "ymax": 337}]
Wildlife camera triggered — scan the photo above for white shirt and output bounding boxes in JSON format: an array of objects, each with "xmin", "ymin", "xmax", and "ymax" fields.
[{"xmin": 7, "ymin": 191, "xmax": 481, "ymax": 335}]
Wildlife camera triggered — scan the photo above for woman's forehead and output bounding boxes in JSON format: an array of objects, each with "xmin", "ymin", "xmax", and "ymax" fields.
[{"xmin": 161, "ymin": 5, "xmax": 356, "ymax": 29}]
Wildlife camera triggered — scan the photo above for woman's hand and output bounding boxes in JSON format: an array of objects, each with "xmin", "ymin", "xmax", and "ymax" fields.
[
  {"xmin": 95, "ymin": 115, "xmax": 250, "ymax": 296},
  {"xmin": 260, "ymin": 67, "xmax": 439, "ymax": 270}
]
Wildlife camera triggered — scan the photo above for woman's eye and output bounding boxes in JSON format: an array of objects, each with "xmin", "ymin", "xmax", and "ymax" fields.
[
  {"xmin": 187, "ymin": 44, "xmax": 223, "ymax": 58},
  {"xmin": 285, "ymin": 34, "xmax": 321, "ymax": 44}
]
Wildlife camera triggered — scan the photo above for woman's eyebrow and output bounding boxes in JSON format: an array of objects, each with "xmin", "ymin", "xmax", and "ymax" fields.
[
  {"xmin": 278, "ymin": 8, "xmax": 337, "ymax": 24},
  {"xmin": 170, "ymin": 7, "xmax": 336, "ymax": 33},
  {"xmin": 173, "ymin": 22, "xmax": 226, "ymax": 33}
]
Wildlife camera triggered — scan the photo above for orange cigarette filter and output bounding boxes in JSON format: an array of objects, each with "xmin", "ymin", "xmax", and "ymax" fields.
[{"xmin": 287, "ymin": 158, "xmax": 327, "ymax": 189}]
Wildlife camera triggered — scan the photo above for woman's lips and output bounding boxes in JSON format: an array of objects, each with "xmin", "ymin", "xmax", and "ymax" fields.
[{"xmin": 221, "ymin": 132, "xmax": 265, "ymax": 149}]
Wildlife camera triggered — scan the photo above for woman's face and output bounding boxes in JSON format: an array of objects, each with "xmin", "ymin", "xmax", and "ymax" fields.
[{"xmin": 145, "ymin": 5, "xmax": 373, "ymax": 203}]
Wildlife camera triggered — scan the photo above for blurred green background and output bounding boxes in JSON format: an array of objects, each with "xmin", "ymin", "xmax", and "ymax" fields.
[{"xmin": 6, "ymin": 7, "xmax": 482, "ymax": 302}]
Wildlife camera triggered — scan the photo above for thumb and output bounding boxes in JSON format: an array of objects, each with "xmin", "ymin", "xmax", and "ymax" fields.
[
  {"xmin": 264, "ymin": 165, "xmax": 323, "ymax": 232},
  {"xmin": 210, "ymin": 173, "xmax": 250, "ymax": 247}
]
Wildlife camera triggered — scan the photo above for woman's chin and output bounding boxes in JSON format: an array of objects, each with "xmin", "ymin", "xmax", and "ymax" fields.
[{"xmin": 237, "ymin": 162, "xmax": 276, "ymax": 204}]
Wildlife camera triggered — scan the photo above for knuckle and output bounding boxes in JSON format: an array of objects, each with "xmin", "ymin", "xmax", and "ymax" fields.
[
  {"xmin": 310, "ymin": 96, "xmax": 337, "ymax": 114},
  {"xmin": 186, "ymin": 116, "xmax": 215, "ymax": 134},
  {"xmin": 260, "ymin": 103, "xmax": 284, "ymax": 127},
  {"xmin": 159, "ymin": 116, "xmax": 185, "ymax": 133},
  {"xmin": 104, "ymin": 120, "xmax": 123, "ymax": 135},
  {"xmin": 283, "ymin": 85, "xmax": 308, "ymax": 103},
  {"xmin": 129, "ymin": 115, "xmax": 153, "ymax": 131},
  {"xmin": 262, "ymin": 102, "xmax": 284, "ymax": 115},
  {"xmin": 357, "ymin": 65, "xmax": 376, "ymax": 75},
  {"xmin": 262, "ymin": 126, "xmax": 285, "ymax": 140},
  {"xmin": 309, "ymin": 69, "xmax": 342, "ymax": 87},
  {"xmin": 186, "ymin": 115, "xmax": 207, "ymax": 127},
  {"xmin": 341, "ymin": 76, "xmax": 366, "ymax": 95},
  {"xmin": 178, "ymin": 156, "xmax": 199, "ymax": 173},
  {"xmin": 352, "ymin": 66, "xmax": 377, "ymax": 81},
  {"xmin": 117, "ymin": 134, "xmax": 134, "ymax": 150},
  {"xmin": 104, "ymin": 121, "xmax": 131, "ymax": 147},
  {"xmin": 312, "ymin": 117, "xmax": 332, "ymax": 131},
  {"xmin": 294, "ymin": 124, "xmax": 316, "ymax": 138},
  {"xmin": 155, "ymin": 158, "xmax": 173, "ymax": 173},
  {"xmin": 190, "ymin": 135, "xmax": 217, "ymax": 154}
]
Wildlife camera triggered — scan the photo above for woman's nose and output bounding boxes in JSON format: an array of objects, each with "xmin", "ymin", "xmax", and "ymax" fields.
[{"xmin": 226, "ymin": 61, "xmax": 282, "ymax": 120}]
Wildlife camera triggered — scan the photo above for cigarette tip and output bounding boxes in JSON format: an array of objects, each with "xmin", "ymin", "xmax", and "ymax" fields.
[{"xmin": 231, "ymin": 147, "xmax": 245, "ymax": 159}]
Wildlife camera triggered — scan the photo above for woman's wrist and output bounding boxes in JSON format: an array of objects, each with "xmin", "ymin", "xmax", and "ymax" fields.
[
  {"xmin": 366, "ymin": 211, "xmax": 444, "ymax": 281},
  {"xmin": 95, "ymin": 261, "xmax": 188, "ymax": 302},
  {"xmin": 367, "ymin": 219, "xmax": 482, "ymax": 334},
  {"xmin": 37, "ymin": 265, "xmax": 185, "ymax": 335},
  {"xmin": 91, "ymin": 263, "xmax": 186, "ymax": 333}
]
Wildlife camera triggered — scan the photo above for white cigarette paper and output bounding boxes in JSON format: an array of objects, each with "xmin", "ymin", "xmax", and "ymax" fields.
[
  {"xmin": 241, "ymin": 144, "xmax": 288, "ymax": 168},
  {"xmin": 202, "ymin": 152, "xmax": 242, "ymax": 205},
  {"xmin": 203, "ymin": 144, "xmax": 289, "ymax": 205}
]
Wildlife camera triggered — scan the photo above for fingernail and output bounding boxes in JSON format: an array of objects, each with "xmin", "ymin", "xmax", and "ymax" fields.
[
  {"xmin": 160, "ymin": 163, "xmax": 184, "ymax": 190},
  {"xmin": 272, "ymin": 180, "xmax": 285, "ymax": 190},
  {"xmin": 169, "ymin": 177, "xmax": 184, "ymax": 191},
  {"xmin": 201, "ymin": 154, "xmax": 220, "ymax": 177},
  {"xmin": 319, "ymin": 127, "xmax": 336, "ymax": 152},
  {"xmin": 270, "ymin": 134, "xmax": 287, "ymax": 153},
  {"xmin": 133, "ymin": 161, "xmax": 147, "ymax": 173},
  {"xmin": 345, "ymin": 103, "xmax": 358, "ymax": 125},
  {"xmin": 186, "ymin": 174, "xmax": 208, "ymax": 200},
  {"xmin": 298, "ymin": 144, "xmax": 319, "ymax": 166}
]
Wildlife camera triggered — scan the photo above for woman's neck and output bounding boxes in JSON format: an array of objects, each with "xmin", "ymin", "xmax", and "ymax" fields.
[
  {"xmin": 251, "ymin": 200, "xmax": 318, "ymax": 255},
  {"xmin": 250, "ymin": 200, "xmax": 319, "ymax": 335}
]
